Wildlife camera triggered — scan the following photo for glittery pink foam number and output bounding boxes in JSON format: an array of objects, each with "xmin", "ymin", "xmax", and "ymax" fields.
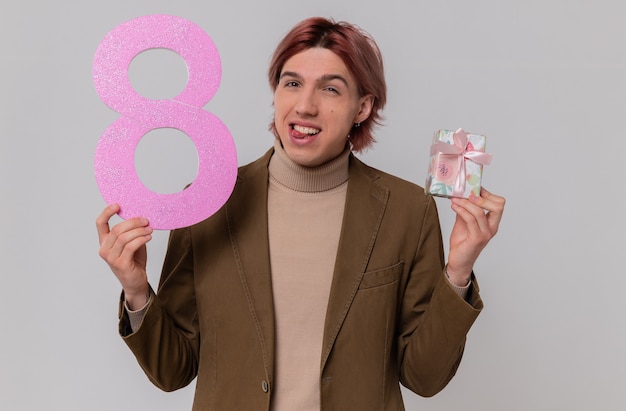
[{"xmin": 93, "ymin": 14, "xmax": 237, "ymax": 229}]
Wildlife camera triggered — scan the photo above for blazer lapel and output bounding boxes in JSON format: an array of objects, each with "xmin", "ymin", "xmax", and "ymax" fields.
[
  {"xmin": 226, "ymin": 149, "xmax": 275, "ymax": 381},
  {"xmin": 320, "ymin": 155, "xmax": 390, "ymax": 370}
]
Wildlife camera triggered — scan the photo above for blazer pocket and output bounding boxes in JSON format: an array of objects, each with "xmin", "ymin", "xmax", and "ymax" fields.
[{"xmin": 358, "ymin": 261, "xmax": 404, "ymax": 290}]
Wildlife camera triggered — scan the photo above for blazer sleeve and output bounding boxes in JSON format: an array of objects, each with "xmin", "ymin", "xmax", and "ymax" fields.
[
  {"xmin": 397, "ymin": 195, "xmax": 483, "ymax": 397},
  {"xmin": 118, "ymin": 226, "xmax": 201, "ymax": 392}
]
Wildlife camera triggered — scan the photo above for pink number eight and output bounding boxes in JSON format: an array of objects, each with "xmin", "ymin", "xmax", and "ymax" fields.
[{"xmin": 93, "ymin": 14, "xmax": 237, "ymax": 229}]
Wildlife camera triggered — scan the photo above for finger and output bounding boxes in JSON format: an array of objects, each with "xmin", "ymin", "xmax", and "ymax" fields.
[
  {"xmin": 118, "ymin": 233, "xmax": 151, "ymax": 263},
  {"xmin": 476, "ymin": 188, "xmax": 506, "ymax": 212},
  {"xmin": 99, "ymin": 222, "xmax": 152, "ymax": 268},
  {"xmin": 96, "ymin": 204, "xmax": 120, "ymax": 244},
  {"xmin": 99, "ymin": 215, "xmax": 148, "ymax": 254},
  {"xmin": 452, "ymin": 198, "xmax": 490, "ymax": 237},
  {"xmin": 105, "ymin": 218, "xmax": 151, "ymax": 256},
  {"xmin": 476, "ymin": 188, "xmax": 506, "ymax": 230}
]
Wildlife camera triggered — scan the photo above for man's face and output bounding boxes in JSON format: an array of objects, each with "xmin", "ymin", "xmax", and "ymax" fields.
[{"xmin": 273, "ymin": 47, "xmax": 372, "ymax": 167}]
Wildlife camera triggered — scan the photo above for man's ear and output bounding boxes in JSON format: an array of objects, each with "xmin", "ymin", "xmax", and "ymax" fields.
[{"xmin": 355, "ymin": 94, "xmax": 374, "ymax": 124}]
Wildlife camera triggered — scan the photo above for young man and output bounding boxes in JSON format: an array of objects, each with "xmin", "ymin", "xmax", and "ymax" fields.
[{"xmin": 97, "ymin": 17, "xmax": 505, "ymax": 411}]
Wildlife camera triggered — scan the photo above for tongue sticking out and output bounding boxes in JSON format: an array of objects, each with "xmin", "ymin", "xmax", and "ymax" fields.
[{"xmin": 292, "ymin": 129, "xmax": 310, "ymax": 139}]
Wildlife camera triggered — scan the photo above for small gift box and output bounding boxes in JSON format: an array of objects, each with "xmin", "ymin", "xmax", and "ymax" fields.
[{"xmin": 425, "ymin": 128, "xmax": 492, "ymax": 199}]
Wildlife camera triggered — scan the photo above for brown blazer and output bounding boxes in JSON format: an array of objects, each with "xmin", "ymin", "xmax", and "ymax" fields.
[{"xmin": 120, "ymin": 148, "xmax": 483, "ymax": 410}]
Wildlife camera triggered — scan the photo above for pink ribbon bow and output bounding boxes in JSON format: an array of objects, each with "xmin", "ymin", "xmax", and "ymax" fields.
[{"xmin": 430, "ymin": 128, "xmax": 492, "ymax": 197}]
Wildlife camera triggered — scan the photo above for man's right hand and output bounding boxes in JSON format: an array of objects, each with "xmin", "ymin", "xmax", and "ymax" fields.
[{"xmin": 96, "ymin": 204, "xmax": 152, "ymax": 310}]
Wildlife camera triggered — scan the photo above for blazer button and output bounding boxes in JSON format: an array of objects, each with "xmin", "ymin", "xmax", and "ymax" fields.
[{"xmin": 261, "ymin": 380, "xmax": 269, "ymax": 393}]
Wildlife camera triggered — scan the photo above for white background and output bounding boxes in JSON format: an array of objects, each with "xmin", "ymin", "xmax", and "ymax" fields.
[{"xmin": 2, "ymin": 1, "xmax": 625, "ymax": 410}]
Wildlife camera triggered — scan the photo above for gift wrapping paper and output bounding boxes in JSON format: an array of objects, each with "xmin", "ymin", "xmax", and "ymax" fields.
[{"xmin": 425, "ymin": 128, "xmax": 492, "ymax": 199}]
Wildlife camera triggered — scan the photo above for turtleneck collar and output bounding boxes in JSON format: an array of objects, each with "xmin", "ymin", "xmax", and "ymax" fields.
[{"xmin": 268, "ymin": 139, "xmax": 350, "ymax": 193}]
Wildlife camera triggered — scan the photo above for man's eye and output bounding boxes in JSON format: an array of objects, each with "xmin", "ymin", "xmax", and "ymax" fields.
[{"xmin": 285, "ymin": 81, "xmax": 299, "ymax": 87}]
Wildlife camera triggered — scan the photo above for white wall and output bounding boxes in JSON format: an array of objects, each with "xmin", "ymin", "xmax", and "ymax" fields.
[{"xmin": 2, "ymin": 1, "xmax": 624, "ymax": 410}]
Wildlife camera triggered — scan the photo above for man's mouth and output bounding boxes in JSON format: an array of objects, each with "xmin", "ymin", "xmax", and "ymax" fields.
[{"xmin": 292, "ymin": 124, "xmax": 320, "ymax": 137}]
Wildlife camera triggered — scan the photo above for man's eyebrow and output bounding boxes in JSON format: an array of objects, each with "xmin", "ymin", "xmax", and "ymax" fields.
[
  {"xmin": 279, "ymin": 71, "xmax": 302, "ymax": 81},
  {"xmin": 279, "ymin": 71, "xmax": 349, "ymax": 87},
  {"xmin": 319, "ymin": 74, "xmax": 349, "ymax": 87}
]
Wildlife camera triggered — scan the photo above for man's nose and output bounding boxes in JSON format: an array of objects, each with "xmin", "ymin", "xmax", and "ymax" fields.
[{"xmin": 294, "ymin": 88, "xmax": 318, "ymax": 116}]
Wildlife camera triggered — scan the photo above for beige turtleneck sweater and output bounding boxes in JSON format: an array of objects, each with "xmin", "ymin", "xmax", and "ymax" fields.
[{"xmin": 267, "ymin": 140, "xmax": 350, "ymax": 411}]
